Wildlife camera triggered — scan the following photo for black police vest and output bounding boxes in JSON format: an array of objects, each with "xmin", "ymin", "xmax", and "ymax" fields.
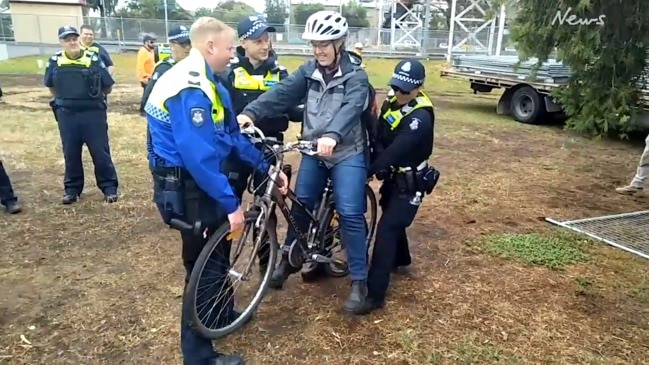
[{"xmin": 52, "ymin": 51, "xmax": 103, "ymax": 108}]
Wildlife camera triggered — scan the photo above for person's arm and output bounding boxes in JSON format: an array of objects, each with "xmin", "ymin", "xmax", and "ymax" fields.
[
  {"xmin": 43, "ymin": 57, "xmax": 55, "ymax": 96},
  {"xmin": 136, "ymin": 49, "xmax": 148, "ymax": 83},
  {"xmin": 167, "ymin": 88, "xmax": 240, "ymax": 214},
  {"xmin": 276, "ymin": 67, "xmax": 304, "ymax": 123},
  {"xmin": 322, "ymin": 70, "xmax": 370, "ymax": 144},
  {"xmin": 94, "ymin": 57, "xmax": 115, "ymax": 94},
  {"xmin": 143, "ymin": 63, "xmax": 172, "ymax": 105},
  {"xmin": 97, "ymin": 45, "xmax": 115, "ymax": 75},
  {"xmin": 368, "ymin": 108, "xmax": 433, "ymax": 175},
  {"xmin": 241, "ymin": 64, "xmax": 309, "ymax": 122}
]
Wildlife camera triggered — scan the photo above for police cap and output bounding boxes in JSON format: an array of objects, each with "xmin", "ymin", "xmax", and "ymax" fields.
[
  {"xmin": 58, "ymin": 25, "xmax": 79, "ymax": 39},
  {"xmin": 389, "ymin": 59, "xmax": 426, "ymax": 93},
  {"xmin": 238, "ymin": 14, "xmax": 276, "ymax": 41},
  {"xmin": 168, "ymin": 25, "xmax": 190, "ymax": 44}
]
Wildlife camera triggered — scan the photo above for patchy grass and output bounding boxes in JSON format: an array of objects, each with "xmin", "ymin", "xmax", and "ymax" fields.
[
  {"xmin": 480, "ymin": 231, "xmax": 591, "ymax": 270},
  {"xmin": 1, "ymin": 54, "xmax": 649, "ymax": 364},
  {"xmin": 0, "ymin": 53, "xmax": 467, "ymax": 92}
]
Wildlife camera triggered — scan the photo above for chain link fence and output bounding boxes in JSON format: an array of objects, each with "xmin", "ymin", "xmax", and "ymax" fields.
[{"xmin": 0, "ymin": 14, "xmax": 515, "ymax": 57}]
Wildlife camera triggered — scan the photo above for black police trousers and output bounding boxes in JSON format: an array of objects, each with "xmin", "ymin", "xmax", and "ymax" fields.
[
  {"xmin": 56, "ymin": 108, "xmax": 118, "ymax": 196},
  {"xmin": 0, "ymin": 161, "xmax": 18, "ymax": 206},
  {"xmin": 151, "ymin": 168, "xmax": 235, "ymax": 364},
  {"xmin": 367, "ymin": 179, "xmax": 418, "ymax": 302}
]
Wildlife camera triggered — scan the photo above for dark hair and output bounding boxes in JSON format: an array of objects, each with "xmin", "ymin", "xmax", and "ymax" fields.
[{"xmin": 80, "ymin": 24, "xmax": 94, "ymax": 33}]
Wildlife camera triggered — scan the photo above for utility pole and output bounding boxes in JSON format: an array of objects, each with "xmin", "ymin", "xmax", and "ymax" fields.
[{"xmin": 163, "ymin": 0, "xmax": 169, "ymax": 37}]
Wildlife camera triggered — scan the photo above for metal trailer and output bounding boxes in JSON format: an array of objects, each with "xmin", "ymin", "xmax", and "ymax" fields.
[
  {"xmin": 440, "ymin": 68, "xmax": 566, "ymax": 124},
  {"xmin": 440, "ymin": 68, "xmax": 649, "ymax": 127}
]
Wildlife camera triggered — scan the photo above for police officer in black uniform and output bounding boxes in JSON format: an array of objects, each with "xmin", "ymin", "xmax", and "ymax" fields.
[
  {"xmin": 356, "ymin": 59, "xmax": 440, "ymax": 315},
  {"xmin": 142, "ymin": 25, "xmax": 191, "ymax": 105},
  {"xmin": 221, "ymin": 15, "xmax": 301, "ymax": 273},
  {"xmin": 44, "ymin": 26, "xmax": 119, "ymax": 205}
]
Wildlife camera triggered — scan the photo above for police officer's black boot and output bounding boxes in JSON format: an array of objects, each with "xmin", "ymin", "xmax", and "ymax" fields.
[
  {"xmin": 344, "ymin": 280, "xmax": 368, "ymax": 313},
  {"xmin": 210, "ymin": 353, "xmax": 244, "ymax": 365},
  {"xmin": 268, "ymin": 253, "xmax": 299, "ymax": 290}
]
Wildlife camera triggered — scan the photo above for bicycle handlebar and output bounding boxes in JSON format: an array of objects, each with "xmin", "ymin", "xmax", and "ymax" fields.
[{"xmin": 241, "ymin": 124, "xmax": 318, "ymax": 155}]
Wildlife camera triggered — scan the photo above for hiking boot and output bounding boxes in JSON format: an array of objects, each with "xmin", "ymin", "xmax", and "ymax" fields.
[
  {"xmin": 4, "ymin": 201, "xmax": 22, "ymax": 214},
  {"xmin": 104, "ymin": 193, "xmax": 119, "ymax": 203},
  {"xmin": 615, "ymin": 185, "xmax": 643, "ymax": 195},
  {"xmin": 344, "ymin": 280, "xmax": 368, "ymax": 313},
  {"xmin": 353, "ymin": 295, "xmax": 385, "ymax": 316},
  {"xmin": 268, "ymin": 255, "xmax": 299, "ymax": 290}
]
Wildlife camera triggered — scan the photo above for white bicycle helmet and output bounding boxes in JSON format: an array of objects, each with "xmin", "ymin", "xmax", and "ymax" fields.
[{"xmin": 302, "ymin": 11, "xmax": 348, "ymax": 41}]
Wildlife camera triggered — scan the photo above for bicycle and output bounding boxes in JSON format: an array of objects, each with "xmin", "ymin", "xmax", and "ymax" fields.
[{"xmin": 182, "ymin": 126, "xmax": 377, "ymax": 340}]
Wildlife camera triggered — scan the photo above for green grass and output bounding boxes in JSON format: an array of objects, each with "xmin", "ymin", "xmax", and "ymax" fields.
[
  {"xmin": 480, "ymin": 231, "xmax": 592, "ymax": 270},
  {"xmin": 0, "ymin": 53, "xmax": 468, "ymax": 92}
]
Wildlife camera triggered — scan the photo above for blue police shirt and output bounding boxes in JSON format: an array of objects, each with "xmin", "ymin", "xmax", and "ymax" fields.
[
  {"xmin": 149, "ymin": 70, "xmax": 269, "ymax": 214},
  {"xmin": 90, "ymin": 43, "xmax": 114, "ymax": 67},
  {"xmin": 43, "ymin": 50, "xmax": 114, "ymax": 91}
]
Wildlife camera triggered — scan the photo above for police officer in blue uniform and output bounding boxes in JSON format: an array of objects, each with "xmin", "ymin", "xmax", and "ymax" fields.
[
  {"xmin": 356, "ymin": 59, "xmax": 440, "ymax": 315},
  {"xmin": 145, "ymin": 17, "xmax": 288, "ymax": 365},
  {"xmin": 220, "ymin": 15, "xmax": 301, "ymax": 273},
  {"xmin": 0, "ymin": 160, "xmax": 22, "ymax": 214},
  {"xmin": 44, "ymin": 26, "xmax": 119, "ymax": 205}
]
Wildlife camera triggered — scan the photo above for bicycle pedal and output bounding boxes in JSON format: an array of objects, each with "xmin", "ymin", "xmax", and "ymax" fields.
[{"xmin": 311, "ymin": 254, "xmax": 332, "ymax": 264}]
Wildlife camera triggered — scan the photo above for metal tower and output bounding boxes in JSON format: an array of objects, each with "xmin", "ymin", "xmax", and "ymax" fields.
[
  {"xmin": 378, "ymin": 0, "xmax": 431, "ymax": 51},
  {"xmin": 446, "ymin": 0, "xmax": 507, "ymax": 60}
]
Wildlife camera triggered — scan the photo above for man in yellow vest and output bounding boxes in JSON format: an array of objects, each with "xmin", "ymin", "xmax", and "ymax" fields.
[
  {"xmin": 145, "ymin": 17, "xmax": 288, "ymax": 365},
  {"xmin": 79, "ymin": 24, "xmax": 114, "ymax": 75},
  {"xmin": 220, "ymin": 14, "xmax": 301, "ymax": 274},
  {"xmin": 357, "ymin": 59, "xmax": 440, "ymax": 315}
]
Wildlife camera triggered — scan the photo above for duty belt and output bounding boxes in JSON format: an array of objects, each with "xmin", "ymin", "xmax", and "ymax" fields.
[{"xmin": 395, "ymin": 160, "xmax": 428, "ymax": 173}]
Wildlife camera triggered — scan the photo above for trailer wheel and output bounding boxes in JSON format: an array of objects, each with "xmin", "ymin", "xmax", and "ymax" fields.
[{"xmin": 511, "ymin": 86, "xmax": 545, "ymax": 124}]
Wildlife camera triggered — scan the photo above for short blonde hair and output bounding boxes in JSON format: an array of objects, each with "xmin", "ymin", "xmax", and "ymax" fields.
[{"xmin": 189, "ymin": 17, "xmax": 234, "ymax": 43}]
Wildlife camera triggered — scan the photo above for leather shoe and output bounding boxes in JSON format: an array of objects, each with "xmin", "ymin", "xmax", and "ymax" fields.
[
  {"xmin": 62, "ymin": 194, "xmax": 79, "ymax": 205},
  {"xmin": 353, "ymin": 295, "xmax": 385, "ymax": 316},
  {"xmin": 268, "ymin": 255, "xmax": 299, "ymax": 289},
  {"xmin": 343, "ymin": 280, "xmax": 368, "ymax": 313}
]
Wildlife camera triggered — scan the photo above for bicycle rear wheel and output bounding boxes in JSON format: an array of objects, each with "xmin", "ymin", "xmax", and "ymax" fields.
[
  {"xmin": 303, "ymin": 184, "xmax": 378, "ymax": 278},
  {"xmin": 184, "ymin": 210, "xmax": 277, "ymax": 339}
]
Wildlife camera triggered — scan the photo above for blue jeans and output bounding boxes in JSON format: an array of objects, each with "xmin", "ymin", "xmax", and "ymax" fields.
[{"xmin": 284, "ymin": 152, "xmax": 369, "ymax": 280}]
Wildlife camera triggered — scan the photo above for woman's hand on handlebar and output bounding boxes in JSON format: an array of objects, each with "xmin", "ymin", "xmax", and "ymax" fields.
[{"xmin": 316, "ymin": 136, "xmax": 337, "ymax": 157}]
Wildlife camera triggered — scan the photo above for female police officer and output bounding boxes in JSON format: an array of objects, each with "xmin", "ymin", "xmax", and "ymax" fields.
[
  {"xmin": 356, "ymin": 59, "xmax": 439, "ymax": 315},
  {"xmin": 44, "ymin": 26, "xmax": 119, "ymax": 205}
]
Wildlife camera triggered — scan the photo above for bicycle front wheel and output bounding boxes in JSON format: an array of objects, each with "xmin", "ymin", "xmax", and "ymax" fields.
[{"xmin": 184, "ymin": 210, "xmax": 277, "ymax": 339}]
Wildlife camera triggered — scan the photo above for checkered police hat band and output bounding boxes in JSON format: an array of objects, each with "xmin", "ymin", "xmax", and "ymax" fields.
[
  {"xmin": 169, "ymin": 31, "xmax": 189, "ymax": 41},
  {"xmin": 240, "ymin": 22, "xmax": 265, "ymax": 40},
  {"xmin": 392, "ymin": 73, "xmax": 424, "ymax": 85}
]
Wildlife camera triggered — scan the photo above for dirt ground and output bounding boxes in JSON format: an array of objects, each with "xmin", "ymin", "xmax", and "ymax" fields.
[{"xmin": 0, "ymin": 74, "xmax": 648, "ymax": 365}]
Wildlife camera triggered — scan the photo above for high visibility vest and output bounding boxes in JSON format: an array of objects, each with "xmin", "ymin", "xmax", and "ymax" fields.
[
  {"xmin": 232, "ymin": 66, "xmax": 281, "ymax": 91},
  {"xmin": 145, "ymin": 48, "xmax": 225, "ymax": 125},
  {"xmin": 381, "ymin": 92, "xmax": 434, "ymax": 130},
  {"xmin": 154, "ymin": 43, "xmax": 172, "ymax": 63}
]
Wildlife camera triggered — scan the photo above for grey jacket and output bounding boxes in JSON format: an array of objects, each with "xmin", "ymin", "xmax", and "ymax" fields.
[{"xmin": 241, "ymin": 51, "xmax": 370, "ymax": 166}]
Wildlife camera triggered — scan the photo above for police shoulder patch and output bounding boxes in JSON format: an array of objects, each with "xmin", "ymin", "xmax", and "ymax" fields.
[
  {"xmin": 409, "ymin": 118, "xmax": 420, "ymax": 130},
  {"xmin": 190, "ymin": 108, "xmax": 206, "ymax": 127}
]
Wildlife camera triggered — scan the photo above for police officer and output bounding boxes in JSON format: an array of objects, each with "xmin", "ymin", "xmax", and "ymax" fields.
[
  {"xmin": 221, "ymin": 14, "xmax": 301, "ymax": 273},
  {"xmin": 79, "ymin": 24, "xmax": 114, "ymax": 75},
  {"xmin": 0, "ymin": 160, "xmax": 22, "ymax": 214},
  {"xmin": 356, "ymin": 59, "xmax": 439, "ymax": 315},
  {"xmin": 44, "ymin": 26, "xmax": 119, "ymax": 205},
  {"xmin": 145, "ymin": 17, "xmax": 288, "ymax": 365},
  {"xmin": 142, "ymin": 25, "xmax": 192, "ymax": 105}
]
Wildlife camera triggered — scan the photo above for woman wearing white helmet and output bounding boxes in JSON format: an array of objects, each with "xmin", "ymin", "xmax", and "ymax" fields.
[{"xmin": 237, "ymin": 10, "xmax": 372, "ymax": 314}]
